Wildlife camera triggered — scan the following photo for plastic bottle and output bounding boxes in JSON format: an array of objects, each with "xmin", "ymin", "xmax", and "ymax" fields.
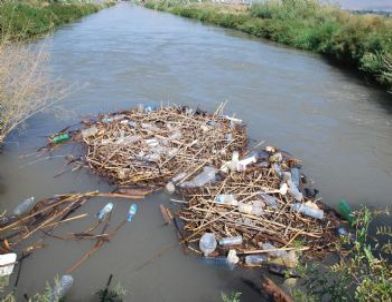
[
  {"xmin": 260, "ymin": 193, "xmax": 279, "ymax": 209},
  {"xmin": 260, "ymin": 242, "xmax": 288, "ymax": 258},
  {"xmin": 269, "ymin": 152, "xmax": 283, "ymax": 163},
  {"xmin": 238, "ymin": 203, "xmax": 253, "ymax": 214},
  {"xmin": 96, "ymin": 202, "xmax": 114, "ymax": 221},
  {"xmin": 214, "ymin": 194, "xmax": 238, "ymax": 206},
  {"xmin": 50, "ymin": 274, "xmax": 74, "ymax": 302},
  {"xmin": 81, "ymin": 126, "xmax": 98, "ymax": 139},
  {"xmin": 51, "ymin": 133, "xmax": 70, "ymax": 144},
  {"xmin": 290, "ymin": 167, "xmax": 301, "ymax": 188},
  {"xmin": 244, "ymin": 255, "xmax": 267, "ymax": 265},
  {"xmin": 180, "ymin": 166, "xmax": 217, "ymax": 188},
  {"xmin": 337, "ymin": 199, "xmax": 355, "ymax": 225},
  {"xmin": 227, "ymin": 249, "xmax": 239, "ymax": 267},
  {"xmin": 165, "ymin": 182, "xmax": 175, "ymax": 194},
  {"xmin": 272, "ymin": 163, "xmax": 282, "ymax": 177},
  {"xmin": 236, "ymin": 155, "xmax": 257, "ymax": 172},
  {"xmin": 279, "ymin": 182, "xmax": 288, "ymax": 195},
  {"xmin": 200, "ymin": 257, "xmax": 228, "ymax": 267},
  {"xmin": 291, "ymin": 203, "xmax": 324, "ymax": 220},
  {"xmin": 219, "ymin": 236, "xmax": 243, "ymax": 246},
  {"xmin": 127, "ymin": 204, "xmax": 138, "ymax": 222},
  {"xmin": 13, "ymin": 197, "xmax": 35, "ymax": 217},
  {"xmin": 199, "ymin": 233, "xmax": 217, "ymax": 257},
  {"xmin": 172, "ymin": 172, "xmax": 187, "ymax": 183}
]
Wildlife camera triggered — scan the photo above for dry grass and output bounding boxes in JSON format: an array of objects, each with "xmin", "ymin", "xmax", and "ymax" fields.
[{"xmin": 0, "ymin": 40, "xmax": 67, "ymax": 143}]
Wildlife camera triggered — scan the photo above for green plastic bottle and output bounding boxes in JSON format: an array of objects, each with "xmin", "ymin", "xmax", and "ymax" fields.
[
  {"xmin": 51, "ymin": 133, "xmax": 70, "ymax": 144},
  {"xmin": 337, "ymin": 199, "xmax": 355, "ymax": 225}
]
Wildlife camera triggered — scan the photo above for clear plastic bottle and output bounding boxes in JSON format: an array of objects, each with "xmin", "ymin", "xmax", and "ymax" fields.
[
  {"xmin": 81, "ymin": 126, "xmax": 98, "ymax": 139},
  {"xmin": 219, "ymin": 236, "xmax": 243, "ymax": 246},
  {"xmin": 290, "ymin": 167, "xmax": 301, "ymax": 188},
  {"xmin": 199, "ymin": 233, "xmax": 217, "ymax": 257},
  {"xmin": 127, "ymin": 204, "xmax": 138, "ymax": 222},
  {"xmin": 180, "ymin": 166, "xmax": 217, "ymax": 188},
  {"xmin": 291, "ymin": 203, "xmax": 324, "ymax": 220},
  {"xmin": 13, "ymin": 197, "xmax": 35, "ymax": 217},
  {"xmin": 272, "ymin": 163, "xmax": 282, "ymax": 177},
  {"xmin": 238, "ymin": 203, "xmax": 263, "ymax": 216},
  {"xmin": 50, "ymin": 274, "xmax": 74, "ymax": 302},
  {"xmin": 214, "ymin": 194, "xmax": 238, "ymax": 206},
  {"xmin": 244, "ymin": 255, "xmax": 267, "ymax": 265},
  {"xmin": 96, "ymin": 202, "xmax": 113, "ymax": 221},
  {"xmin": 260, "ymin": 242, "xmax": 288, "ymax": 258},
  {"xmin": 260, "ymin": 193, "xmax": 279, "ymax": 209},
  {"xmin": 172, "ymin": 172, "xmax": 187, "ymax": 183},
  {"xmin": 236, "ymin": 155, "xmax": 257, "ymax": 172}
]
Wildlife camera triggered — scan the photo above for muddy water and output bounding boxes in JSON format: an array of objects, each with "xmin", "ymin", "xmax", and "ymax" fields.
[{"xmin": 1, "ymin": 3, "xmax": 392, "ymax": 301}]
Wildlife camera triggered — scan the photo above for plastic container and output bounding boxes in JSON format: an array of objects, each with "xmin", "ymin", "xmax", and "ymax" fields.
[
  {"xmin": 292, "ymin": 203, "xmax": 324, "ymax": 220},
  {"xmin": 50, "ymin": 274, "xmax": 74, "ymax": 302},
  {"xmin": 219, "ymin": 236, "xmax": 243, "ymax": 246},
  {"xmin": 337, "ymin": 199, "xmax": 355, "ymax": 225},
  {"xmin": 260, "ymin": 242, "xmax": 287, "ymax": 258},
  {"xmin": 172, "ymin": 172, "xmax": 187, "ymax": 183},
  {"xmin": 290, "ymin": 167, "xmax": 301, "ymax": 187},
  {"xmin": 81, "ymin": 126, "xmax": 98, "ymax": 138},
  {"xmin": 288, "ymin": 182, "xmax": 303, "ymax": 201},
  {"xmin": 127, "ymin": 204, "xmax": 138, "ymax": 222},
  {"xmin": 279, "ymin": 182, "xmax": 288, "ymax": 195},
  {"xmin": 51, "ymin": 133, "xmax": 70, "ymax": 144},
  {"xmin": 165, "ymin": 182, "xmax": 175, "ymax": 194},
  {"xmin": 269, "ymin": 152, "xmax": 283, "ymax": 163},
  {"xmin": 214, "ymin": 194, "xmax": 238, "ymax": 206},
  {"xmin": 96, "ymin": 202, "xmax": 114, "ymax": 221},
  {"xmin": 199, "ymin": 233, "xmax": 217, "ymax": 257},
  {"xmin": 180, "ymin": 166, "xmax": 217, "ymax": 188},
  {"xmin": 227, "ymin": 249, "xmax": 239, "ymax": 266},
  {"xmin": 236, "ymin": 156, "xmax": 257, "ymax": 172},
  {"xmin": 0, "ymin": 253, "xmax": 17, "ymax": 277},
  {"xmin": 244, "ymin": 255, "xmax": 267, "ymax": 265},
  {"xmin": 13, "ymin": 197, "xmax": 35, "ymax": 217},
  {"xmin": 272, "ymin": 163, "xmax": 282, "ymax": 177},
  {"xmin": 260, "ymin": 193, "xmax": 279, "ymax": 209}
]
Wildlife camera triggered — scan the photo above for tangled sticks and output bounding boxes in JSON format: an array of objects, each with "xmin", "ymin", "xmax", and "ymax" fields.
[
  {"xmin": 47, "ymin": 104, "xmax": 344, "ymax": 266},
  {"xmin": 74, "ymin": 104, "xmax": 247, "ymax": 188}
]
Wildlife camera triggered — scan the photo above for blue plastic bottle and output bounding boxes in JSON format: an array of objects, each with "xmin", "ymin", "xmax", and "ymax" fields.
[{"xmin": 127, "ymin": 204, "xmax": 138, "ymax": 222}]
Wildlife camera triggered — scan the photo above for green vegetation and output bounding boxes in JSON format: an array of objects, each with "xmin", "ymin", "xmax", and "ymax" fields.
[
  {"xmin": 144, "ymin": 0, "xmax": 392, "ymax": 90},
  {"xmin": 221, "ymin": 291, "xmax": 242, "ymax": 302},
  {"xmin": 0, "ymin": 0, "xmax": 112, "ymax": 40},
  {"xmin": 293, "ymin": 207, "xmax": 392, "ymax": 301},
  {"xmin": 0, "ymin": 0, "xmax": 112, "ymax": 144}
]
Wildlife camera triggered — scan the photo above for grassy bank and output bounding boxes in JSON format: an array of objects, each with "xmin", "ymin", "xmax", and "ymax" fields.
[
  {"xmin": 0, "ymin": 0, "xmax": 113, "ymax": 40},
  {"xmin": 0, "ymin": 0, "xmax": 113, "ymax": 144},
  {"xmin": 144, "ymin": 0, "xmax": 392, "ymax": 91}
]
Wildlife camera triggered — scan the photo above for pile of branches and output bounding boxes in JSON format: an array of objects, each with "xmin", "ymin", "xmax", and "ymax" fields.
[
  {"xmin": 0, "ymin": 190, "xmax": 149, "ymax": 256},
  {"xmin": 71, "ymin": 104, "xmax": 247, "ymax": 188},
  {"xmin": 174, "ymin": 147, "xmax": 343, "ymax": 264}
]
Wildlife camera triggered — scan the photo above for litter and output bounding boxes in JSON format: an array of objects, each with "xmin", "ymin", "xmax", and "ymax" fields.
[
  {"xmin": 0, "ymin": 253, "xmax": 17, "ymax": 277},
  {"xmin": 50, "ymin": 274, "xmax": 74, "ymax": 302}
]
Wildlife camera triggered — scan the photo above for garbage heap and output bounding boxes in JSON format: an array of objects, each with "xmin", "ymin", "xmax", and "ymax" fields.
[
  {"xmin": 172, "ymin": 146, "xmax": 342, "ymax": 268},
  {"xmin": 71, "ymin": 105, "xmax": 247, "ymax": 188}
]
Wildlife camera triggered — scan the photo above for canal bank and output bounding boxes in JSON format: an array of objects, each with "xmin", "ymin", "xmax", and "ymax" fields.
[{"xmin": 0, "ymin": 3, "xmax": 391, "ymax": 300}]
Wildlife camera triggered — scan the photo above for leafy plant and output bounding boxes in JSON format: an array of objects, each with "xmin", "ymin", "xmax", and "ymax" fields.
[
  {"xmin": 293, "ymin": 207, "xmax": 392, "ymax": 302},
  {"xmin": 221, "ymin": 291, "xmax": 241, "ymax": 302}
]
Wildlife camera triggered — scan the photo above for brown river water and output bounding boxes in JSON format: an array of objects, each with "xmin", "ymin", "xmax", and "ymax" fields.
[{"xmin": 0, "ymin": 3, "xmax": 391, "ymax": 301}]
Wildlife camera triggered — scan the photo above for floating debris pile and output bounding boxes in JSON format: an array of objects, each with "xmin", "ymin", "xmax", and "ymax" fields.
[
  {"xmin": 65, "ymin": 104, "xmax": 247, "ymax": 188},
  {"xmin": 173, "ymin": 146, "xmax": 343, "ymax": 267}
]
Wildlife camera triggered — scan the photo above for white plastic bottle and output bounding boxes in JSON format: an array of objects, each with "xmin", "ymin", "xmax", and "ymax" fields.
[
  {"xmin": 199, "ymin": 233, "xmax": 217, "ymax": 257},
  {"xmin": 219, "ymin": 236, "xmax": 243, "ymax": 246},
  {"xmin": 291, "ymin": 203, "xmax": 324, "ymax": 220}
]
